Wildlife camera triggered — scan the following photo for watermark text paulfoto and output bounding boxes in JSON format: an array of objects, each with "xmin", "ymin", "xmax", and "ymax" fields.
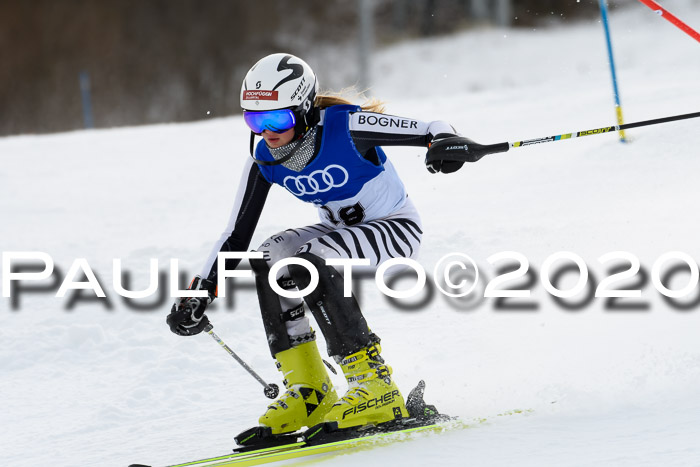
[{"xmin": 2, "ymin": 251, "xmax": 700, "ymax": 312}]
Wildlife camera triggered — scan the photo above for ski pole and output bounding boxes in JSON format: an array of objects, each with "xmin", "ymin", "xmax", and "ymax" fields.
[
  {"xmin": 442, "ymin": 110, "xmax": 700, "ymax": 161},
  {"xmin": 510, "ymin": 110, "xmax": 700, "ymax": 148},
  {"xmin": 204, "ymin": 323, "xmax": 280, "ymax": 399},
  {"xmin": 635, "ymin": 0, "xmax": 700, "ymax": 43}
]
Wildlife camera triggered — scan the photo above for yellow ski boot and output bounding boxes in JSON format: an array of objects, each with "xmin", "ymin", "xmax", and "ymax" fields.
[
  {"xmin": 259, "ymin": 340, "xmax": 338, "ymax": 434},
  {"xmin": 324, "ymin": 343, "xmax": 409, "ymax": 429}
]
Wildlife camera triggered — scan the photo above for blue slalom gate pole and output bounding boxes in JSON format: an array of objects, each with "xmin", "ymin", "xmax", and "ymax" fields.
[
  {"xmin": 79, "ymin": 71, "xmax": 94, "ymax": 129},
  {"xmin": 598, "ymin": 0, "xmax": 627, "ymax": 142}
]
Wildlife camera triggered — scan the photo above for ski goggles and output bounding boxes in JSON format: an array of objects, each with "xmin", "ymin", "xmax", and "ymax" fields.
[{"xmin": 243, "ymin": 109, "xmax": 296, "ymax": 134}]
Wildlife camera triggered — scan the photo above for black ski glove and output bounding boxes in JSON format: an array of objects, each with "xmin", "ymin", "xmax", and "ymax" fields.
[
  {"xmin": 425, "ymin": 133, "xmax": 479, "ymax": 174},
  {"xmin": 167, "ymin": 276, "xmax": 216, "ymax": 336}
]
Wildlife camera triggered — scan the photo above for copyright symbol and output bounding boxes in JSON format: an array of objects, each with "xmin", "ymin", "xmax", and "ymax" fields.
[{"xmin": 433, "ymin": 253, "xmax": 479, "ymax": 297}]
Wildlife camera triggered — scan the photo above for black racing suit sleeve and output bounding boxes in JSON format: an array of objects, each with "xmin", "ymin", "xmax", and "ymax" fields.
[
  {"xmin": 201, "ymin": 157, "xmax": 271, "ymax": 286},
  {"xmin": 347, "ymin": 110, "xmax": 457, "ymax": 158}
]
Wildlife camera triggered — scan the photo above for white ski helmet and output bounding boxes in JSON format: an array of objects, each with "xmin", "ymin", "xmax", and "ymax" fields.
[{"xmin": 240, "ymin": 53, "xmax": 319, "ymax": 135}]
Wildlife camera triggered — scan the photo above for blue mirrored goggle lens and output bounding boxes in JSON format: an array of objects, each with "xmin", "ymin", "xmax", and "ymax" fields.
[{"xmin": 243, "ymin": 110, "xmax": 296, "ymax": 134}]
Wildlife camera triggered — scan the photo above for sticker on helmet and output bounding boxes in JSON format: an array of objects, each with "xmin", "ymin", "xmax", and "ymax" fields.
[{"xmin": 243, "ymin": 90, "xmax": 279, "ymax": 101}]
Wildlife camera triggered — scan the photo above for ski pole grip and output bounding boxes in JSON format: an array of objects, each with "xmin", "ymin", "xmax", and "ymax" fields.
[
  {"xmin": 427, "ymin": 137, "xmax": 510, "ymax": 164},
  {"xmin": 462, "ymin": 141, "xmax": 510, "ymax": 161},
  {"xmin": 478, "ymin": 142, "xmax": 510, "ymax": 156}
]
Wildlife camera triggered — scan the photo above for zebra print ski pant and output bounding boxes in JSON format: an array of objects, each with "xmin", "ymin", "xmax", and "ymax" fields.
[{"xmin": 255, "ymin": 198, "xmax": 423, "ymax": 340}]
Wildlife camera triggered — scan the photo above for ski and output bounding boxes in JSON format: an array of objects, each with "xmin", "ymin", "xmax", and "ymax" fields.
[
  {"xmin": 129, "ymin": 380, "xmax": 460, "ymax": 467},
  {"xmin": 128, "ymin": 442, "xmax": 304, "ymax": 467},
  {"xmin": 219, "ymin": 419, "xmax": 464, "ymax": 466},
  {"xmin": 129, "ymin": 406, "xmax": 535, "ymax": 467},
  {"xmin": 130, "ymin": 418, "xmax": 463, "ymax": 467}
]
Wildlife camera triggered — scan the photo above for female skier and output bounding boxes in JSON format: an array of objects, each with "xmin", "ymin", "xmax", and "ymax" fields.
[{"xmin": 167, "ymin": 53, "xmax": 468, "ymax": 438}]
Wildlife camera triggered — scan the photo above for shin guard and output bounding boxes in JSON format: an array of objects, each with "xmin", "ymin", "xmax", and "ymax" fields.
[
  {"xmin": 287, "ymin": 252, "xmax": 373, "ymax": 358},
  {"xmin": 250, "ymin": 258, "xmax": 292, "ymax": 357}
]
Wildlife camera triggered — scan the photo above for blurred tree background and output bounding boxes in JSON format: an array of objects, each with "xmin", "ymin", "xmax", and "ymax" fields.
[{"xmin": 0, "ymin": 0, "xmax": 629, "ymax": 136}]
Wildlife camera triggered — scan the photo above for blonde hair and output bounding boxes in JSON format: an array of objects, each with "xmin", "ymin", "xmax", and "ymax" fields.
[{"xmin": 315, "ymin": 87, "xmax": 386, "ymax": 113}]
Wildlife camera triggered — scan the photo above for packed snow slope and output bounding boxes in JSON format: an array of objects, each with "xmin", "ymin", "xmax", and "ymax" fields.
[{"xmin": 2, "ymin": 1, "xmax": 700, "ymax": 466}]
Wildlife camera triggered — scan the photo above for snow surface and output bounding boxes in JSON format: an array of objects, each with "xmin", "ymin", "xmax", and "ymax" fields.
[{"xmin": 2, "ymin": 1, "xmax": 700, "ymax": 466}]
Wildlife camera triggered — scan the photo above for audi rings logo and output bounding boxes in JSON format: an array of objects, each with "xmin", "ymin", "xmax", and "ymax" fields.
[{"xmin": 283, "ymin": 164, "xmax": 349, "ymax": 196}]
